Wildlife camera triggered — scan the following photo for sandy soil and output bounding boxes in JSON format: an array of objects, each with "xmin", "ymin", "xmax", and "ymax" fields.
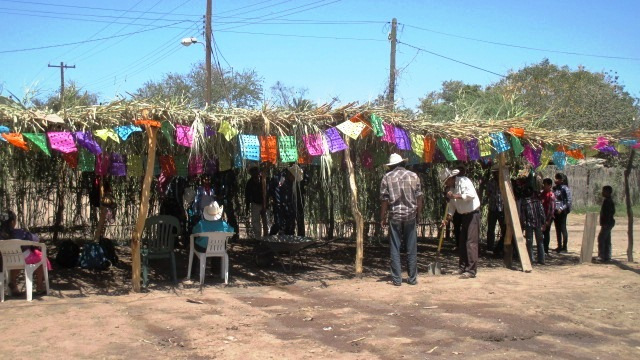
[{"xmin": 1, "ymin": 213, "xmax": 640, "ymax": 359}]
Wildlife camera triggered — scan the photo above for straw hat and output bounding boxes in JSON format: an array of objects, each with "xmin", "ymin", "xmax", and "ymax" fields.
[
  {"xmin": 385, "ymin": 153, "xmax": 407, "ymax": 167},
  {"xmin": 203, "ymin": 201, "xmax": 224, "ymax": 221},
  {"xmin": 439, "ymin": 168, "xmax": 460, "ymax": 183}
]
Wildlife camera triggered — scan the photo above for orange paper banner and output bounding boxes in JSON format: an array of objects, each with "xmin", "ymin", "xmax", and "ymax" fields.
[
  {"xmin": 1, "ymin": 133, "xmax": 29, "ymax": 151},
  {"xmin": 423, "ymin": 136, "xmax": 436, "ymax": 163},
  {"xmin": 134, "ymin": 119, "xmax": 161, "ymax": 128},
  {"xmin": 260, "ymin": 136, "xmax": 278, "ymax": 164}
]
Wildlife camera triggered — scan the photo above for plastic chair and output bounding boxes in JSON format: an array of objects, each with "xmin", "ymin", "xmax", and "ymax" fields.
[
  {"xmin": 0, "ymin": 239, "xmax": 49, "ymax": 302},
  {"xmin": 141, "ymin": 215, "xmax": 180, "ymax": 287},
  {"xmin": 188, "ymin": 232, "xmax": 233, "ymax": 285}
]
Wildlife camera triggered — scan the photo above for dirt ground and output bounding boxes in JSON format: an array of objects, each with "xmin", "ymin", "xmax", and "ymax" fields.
[{"xmin": 1, "ymin": 213, "xmax": 640, "ymax": 359}]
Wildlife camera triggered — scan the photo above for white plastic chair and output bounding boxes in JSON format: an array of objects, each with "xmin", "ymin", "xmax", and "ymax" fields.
[
  {"xmin": 0, "ymin": 239, "xmax": 50, "ymax": 302},
  {"xmin": 187, "ymin": 232, "xmax": 233, "ymax": 285}
]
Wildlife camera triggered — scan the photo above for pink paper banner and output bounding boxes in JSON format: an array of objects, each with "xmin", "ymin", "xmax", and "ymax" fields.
[
  {"xmin": 47, "ymin": 132, "xmax": 77, "ymax": 154},
  {"xmin": 176, "ymin": 124, "xmax": 193, "ymax": 147},
  {"xmin": 381, "ymin": 123, "xmax": 396, "ymax": 143},
  {"xmin": 451, "ymin": 138, "xmax": 468, "ymax": 162},
  {"xmin": 303, "ymin": 134, "xmax": 325, "ymax": 156}
]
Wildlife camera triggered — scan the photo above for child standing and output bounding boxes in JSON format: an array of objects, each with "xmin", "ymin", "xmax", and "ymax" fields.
[
  {"xmin": 519, "ymin": 185, "xmax": 546, "ymax": 265},
  {"xmin": 598, "ymin": 186, "xmax": 615, "ymax": 262},
  {"xmin": 540, "ymin": 178, "xmax": 556, "ymax": 255}
]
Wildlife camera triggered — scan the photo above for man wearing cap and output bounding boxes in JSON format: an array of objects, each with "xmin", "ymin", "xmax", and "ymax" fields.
[
  {"xmin": 192, "ymin": 201, "xmax": 235, "ymax": 253},
  {"xmin": 380, "ymin": 153, "xmax": 423, "ymax": 286},
  {"xmin": 441, "ymin": 167, "xmax": 481, "ymax": 278}
]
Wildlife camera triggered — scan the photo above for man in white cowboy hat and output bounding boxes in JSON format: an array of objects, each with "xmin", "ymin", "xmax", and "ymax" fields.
[
  {"xmin": 440, "ymin": 167, "xmax": 481, "ymax": 278},
  {"xmin": 380, "ymin": 153, "xmax": 423, "ymax": 286},
  {"xmin": 191, "ymin": 201, "xmax": 235, "ymax": 252}
]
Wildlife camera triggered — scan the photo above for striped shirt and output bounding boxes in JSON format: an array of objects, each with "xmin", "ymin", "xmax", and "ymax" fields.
[{"xmin": 380, "ymin": 167, "xmax": 423, "ymax": 221}]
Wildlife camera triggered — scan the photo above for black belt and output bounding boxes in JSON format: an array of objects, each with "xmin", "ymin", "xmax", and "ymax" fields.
[{"xmin": 459, "ymin": 209, "xmax": 480, "ymax": 216}]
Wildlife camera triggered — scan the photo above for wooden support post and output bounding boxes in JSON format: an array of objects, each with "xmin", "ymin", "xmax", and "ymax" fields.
[
  {"xmin": 131, "ymin": 126, "xmax": 159, "ymax": 292},
  {"xmin": 580, "ymin": 213, "xmax": 598, "ymax": 263},
  {"xmin": 344, "ymin": 137, "xmax": 364, "ymax": 275},
  {"xmin": 93, "ymin": 181, "xmax": 106, "ymax": 242},
  {"xmin": 625, "ymin": 149, "xmax": 635, "ymax": 262},
  {"xmin": 497, "ymin": 154, "xmax": 532, "ymax": 272}
]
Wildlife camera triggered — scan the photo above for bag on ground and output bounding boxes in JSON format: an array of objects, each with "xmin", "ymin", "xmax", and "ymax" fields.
[
  {"xmin": 79, "ymin": 242, "xmax": 111, "ymax": 270},
  {"xmin": 55, "ymin": 240, "xmax": 80, "ymax": 268}
]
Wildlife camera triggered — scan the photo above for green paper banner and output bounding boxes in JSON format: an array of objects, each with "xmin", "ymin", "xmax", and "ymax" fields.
[
  {"xmin": 370, "ymin": 114, "xmax": 385, "ymax": 137},
  {"xmin": 161, "ymin": 121, "xmax": 175, "ymax": 147},
  {"xmin": 511, "ymin": 136, "xmax": 524, "ymax": 156},
  {"xmin": 175, "ymin": 155, "xmax": 188, "ymax": 177},
  {"xmin": 22, "ymin": 133, "xmax": 51, "ymax": 156},
  {"xmin": 278, "ymin": 136, "xmax": 298, "ymax": 163},
  {"xmin": 436, "ymin": 138, "xmax": 458, "ymax": 161},
  {"xmin": 78, "ymin": 149, "xmax": 95, "ymax": 172}
]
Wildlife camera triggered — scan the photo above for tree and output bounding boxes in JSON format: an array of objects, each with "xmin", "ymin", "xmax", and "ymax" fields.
[
  {"xmin": 417, "ymin": 81, "xmax": 484, "ymax": 121},
  {"xmin": 33, "ymin": 81, "xmax": 98, "ymax": 111},
  {"xmin": 492, "ymin": 59, "xmax": 640, "ymax": 130},
  {"xmin": 269, "ymin": 81, "xmax": 317, "ymax": 111},
  {"xmin": 134, "ymin": 62, "xmax": 263, "ymax": 108}
]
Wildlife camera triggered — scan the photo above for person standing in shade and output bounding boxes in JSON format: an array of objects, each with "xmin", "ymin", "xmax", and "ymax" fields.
[
  {"xmin": 485, "ymin": 167, "xmax": 505, "ymax": 254},
  {"xmin": 245, "ymin": 166, "xmax": 268, "ymax": 239},
  {"xmin": 380, "ymin": 153, "xmax": 423, "ymax": 286},
  {"xmin": 553, "ymin": 173, "xmax": 572, "ymax": 253},
  {"xmin": 519, "ymin": 185, "xmax": 546, "ymax": 265},
  {"xmin": 441, "ymin": 167, "xmax": 481, "ymax": 279},
  {"xmin": 540, "ymin": 178, "xmax": 556, "ymax": 255},
  {"xmin": 598, "ymin": 185, "xmax": 615, "ymax": 262}
]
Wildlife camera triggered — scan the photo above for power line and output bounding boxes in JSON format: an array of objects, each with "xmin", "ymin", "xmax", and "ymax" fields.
[
  {"xmin": 220, "ymin": 0, "xmax": 296, "ymax": 18},
  {"xmin": 0, "ymin": 6, "xmax": 193, "ymax": 22},
  {"xmin": 397, "ymin": 41, "xmax": 506, "ymax": 78},
  {"xmin": 401, "ymin": 23, "xmax": 640, "ymax": 62},
  {"xmin": 0, "ymin": 21, "xmax": 192, "ymax": 54},
  {"xmin": 0, "ymin": 10, "xmax": 196, "ymax": 28},
  {"xmin": 215, "ymin": 0, "xmax": 282, "ymax": 15},
  {"xmin": 216, "ymin": 29, "xmax": 385, "ymax": 42},
  {"xmin": 0, "ymin": 0, "xmax": 201, "ymax": 17},
  {"xmin": 216, "ymin": 0, "xmax": 343, "ymax": 32}
]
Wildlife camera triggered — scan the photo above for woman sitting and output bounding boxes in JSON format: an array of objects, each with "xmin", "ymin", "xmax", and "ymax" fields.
[
  {"xmin": 192, "ymin": 202, "xmax": 235, "ymax": 252},
  {"xmin": 0, "ymin": 210, "xmax": 51, "ymax": 296}
]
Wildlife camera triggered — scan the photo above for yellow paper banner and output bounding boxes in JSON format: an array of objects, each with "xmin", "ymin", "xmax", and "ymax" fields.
[{"xmin": 336, "ymin": 120, "xmax": 366, "ymax": 140}]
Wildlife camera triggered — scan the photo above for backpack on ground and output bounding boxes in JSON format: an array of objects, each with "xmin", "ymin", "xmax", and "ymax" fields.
[
  {"xmin": 99, "ymin": 237, "xmax": 119, "ymax": 266},
  {"xmin": 79, "ymin": 242, "xmax": 111, "ymax": 270},
  {"xmin": 55, "ymin": 240, "xmax": 80, "ymax": 268}
]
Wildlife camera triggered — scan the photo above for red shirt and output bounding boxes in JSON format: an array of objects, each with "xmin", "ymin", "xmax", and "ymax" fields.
[{"xmin": 539, "ymin": 190, "xmax": 556, "ymax": 223}]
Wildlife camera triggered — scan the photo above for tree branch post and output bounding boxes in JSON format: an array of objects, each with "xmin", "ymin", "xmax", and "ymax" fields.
[
  {"xmin": 132, "ymin": 125, "xmax": 159, "ymax": 292},
  {"xmin": 344, "ymin": 137, "xmax": 364, "ymax": 275},
  {"xmin": 625, "ymin": 149, "xmax": 635, "ymax": 262}
]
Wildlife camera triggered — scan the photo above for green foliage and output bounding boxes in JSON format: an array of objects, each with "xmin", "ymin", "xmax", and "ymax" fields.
[
  {"xmin": 269, "ymin": 81, "xmax": 317, "ymax": 111},
  {"xmin": 492, "ymin": 59, "xmax": 639, "ymax": 130},
  {"xmin": 135, "ymin": 62, "xmax": 263, "ymax": 108},
  {"xmin": 33, "ymin": 81, "xmax": 98, "ymax": 112}
]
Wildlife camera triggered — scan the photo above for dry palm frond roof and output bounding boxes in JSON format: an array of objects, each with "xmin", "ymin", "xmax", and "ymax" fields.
[{"xmin": 0, "ymin": 100, "xmax": 635, "ymax": 147}]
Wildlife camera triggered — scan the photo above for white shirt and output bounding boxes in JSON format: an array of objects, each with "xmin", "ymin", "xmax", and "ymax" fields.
[{"xmin": 447, "ymin": 176, "xmax": 480, "ymax": 215}]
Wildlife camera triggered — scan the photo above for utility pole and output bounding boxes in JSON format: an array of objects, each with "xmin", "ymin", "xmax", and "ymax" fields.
[
  {"xmin": 387, "ymin": 18, "xmax": 397, "ymax": 110},
  {"xmin": 205, "ymin": 0, "xmax": 213, "ymax": 106},
  {"xmin": 48, "ymin": 62, "xmax": 75, "ymax": 110}
]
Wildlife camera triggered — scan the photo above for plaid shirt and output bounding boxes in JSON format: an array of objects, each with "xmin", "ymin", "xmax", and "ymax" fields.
[
  {"xmin": 519, "ymin": 196, "xmax": 546, "ymax": 229},
  {"xmin": 380, "ymin": 166, "xmax": 423, "ymax": 221},
  {"xmin": 486, "ymin": 178, "xmax": 503, "ymax": 212}
]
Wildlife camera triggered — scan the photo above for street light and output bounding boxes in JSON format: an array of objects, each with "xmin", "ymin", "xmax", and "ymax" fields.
[
  {"xmin": 181, "ymin": 36, "xmax": 211, "ymax": 106},
  {"xmin": 180, "ymin": 37, "xmax": 200, "ymax": 47}
]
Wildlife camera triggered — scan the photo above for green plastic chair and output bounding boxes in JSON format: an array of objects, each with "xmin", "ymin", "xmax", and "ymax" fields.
[{"xmin": 141, "ymin": 215, "xmax": 180, "ymax": 287}]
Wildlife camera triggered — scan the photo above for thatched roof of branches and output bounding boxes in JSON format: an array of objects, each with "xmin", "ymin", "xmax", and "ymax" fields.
[{"xmin": 0, "ymin": 97, "xmax": 636, "ymax": 150}]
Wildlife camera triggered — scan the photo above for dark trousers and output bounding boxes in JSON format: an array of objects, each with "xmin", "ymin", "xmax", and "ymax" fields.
[
  {"xmin": 389, "ymin": 219, "xmax": 418, "ymax": 284},
  {"xmin": 542, "ymin": 224, "xmax": 552, "ymax": 254},
  {"xmin": 554, "ymin": 212, "xmax": 568, "ymax": 250},
  {"xmin": 525, "ymin": 226, "xmax": 545, "ymax": 264},
  {"xmin": 487, "ymin": 209, "xmax": 505, "ymax": 251},
  {"xmin": 458, "ymin": 211, "xmax": 480, "ymax": 275},
  {"xmin": 598, "ymin": 225, "xmax": 614, "ymax": 261}
]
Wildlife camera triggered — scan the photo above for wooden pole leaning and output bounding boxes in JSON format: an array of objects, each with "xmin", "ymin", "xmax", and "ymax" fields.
[
  {"xmin": 131, "ymin": 125, "xmax": 159, "ymax": 292},
  {"xmin": 497, "ymin": 153, "xmax": 533, "ymax": 272},
  {"xmin": 580, "ymin": 213, "xmax": 598, "ymax": 263},
  {"xmin": 344, "ymin": 137, "xmax": 364, "ymax": 275},
  {"xmin": 624, "ymin": 149, "xmax": 635, "ymax": 262}
]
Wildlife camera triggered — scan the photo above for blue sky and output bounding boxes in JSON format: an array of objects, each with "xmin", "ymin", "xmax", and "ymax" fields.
[{"xmin": 1, "ymin": 0, "xmax": 638, "ymax": 110}]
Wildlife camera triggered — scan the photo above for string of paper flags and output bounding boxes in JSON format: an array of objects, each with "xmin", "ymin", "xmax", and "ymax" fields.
[{"xmin": 1, "ymin": 115, "xmax": 638, "ymax": 178}]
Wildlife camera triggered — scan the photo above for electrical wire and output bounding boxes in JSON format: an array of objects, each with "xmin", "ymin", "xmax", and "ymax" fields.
[
  {"xmin": 401, "ymin": 23, "xmax": 640, "ymax": 62},
  {"xmin": 397, "ymin": 40, "xmax": 506, "ymax": 78},
  {"xmin": 0, "ymin": 11, "xmax": 195, "ymax": 27},
  {"xmin": 215, "ymin": 29, "xmax": 385, "ymax": 42},
  {"xmin": 215, "ymin": 0, "xmax": 283, "ymax": 15},
  {"xmin": 0, "ymin": 0, "xmax": 201, "ymax": 17},
  {"xmin": 0, "ymin": 6, "xmax": 193, "ymax": 22}
]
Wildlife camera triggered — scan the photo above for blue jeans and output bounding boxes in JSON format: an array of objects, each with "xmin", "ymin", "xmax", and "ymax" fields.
[
  {"xmin": 598, "ymin": 225, "xmax": 614, "ymax": 261},
  {"xmin": 525, "ymin": 226, "xmax": 545, "ymax": 264},
  {"xmin": 389, "ymin": 219, "xmax": 418, "ymax": 284}
]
